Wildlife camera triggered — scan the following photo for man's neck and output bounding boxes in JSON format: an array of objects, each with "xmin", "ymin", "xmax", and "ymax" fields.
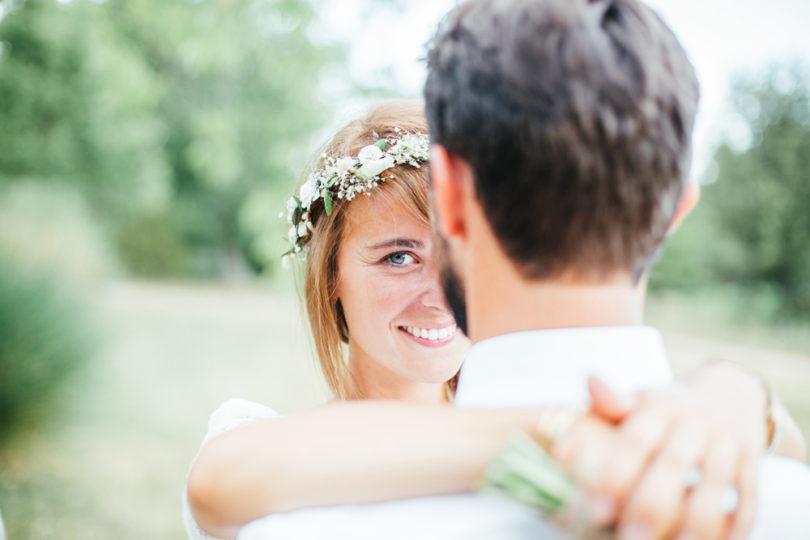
[
  {"xmin": 457, "ymin": 189, "xmax": 648, "ymax": 343},
  {"xmin": 465, "ymin": 246, "xmax": 645, "ymax": 343}
]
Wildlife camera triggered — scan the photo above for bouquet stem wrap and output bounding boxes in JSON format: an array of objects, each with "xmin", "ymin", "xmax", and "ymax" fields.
[{"xmin": 482, "ymin": 432, "xmax": 615, "ymax": 539}]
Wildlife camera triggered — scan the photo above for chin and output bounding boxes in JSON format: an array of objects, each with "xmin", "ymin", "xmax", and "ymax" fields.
[{"xmin": 409, "ymin": 358, "xmax": 463, "ymax": 385}]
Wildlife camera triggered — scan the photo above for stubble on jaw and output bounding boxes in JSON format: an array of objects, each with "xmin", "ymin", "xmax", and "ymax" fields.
[{"xmin": 432, "ymin": 227, "xmax": 469, "ymax": 337}]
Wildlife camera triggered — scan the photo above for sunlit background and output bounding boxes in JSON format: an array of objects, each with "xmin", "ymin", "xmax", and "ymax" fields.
[{"xmin": 0, "ymin": 0, "xmax": 808, "ymax": 538}]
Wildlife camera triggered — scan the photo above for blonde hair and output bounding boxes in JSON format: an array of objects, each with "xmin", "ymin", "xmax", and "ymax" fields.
[{"xmin": 301, "ymin": 100, "xmax": 431, "ymax": 399}]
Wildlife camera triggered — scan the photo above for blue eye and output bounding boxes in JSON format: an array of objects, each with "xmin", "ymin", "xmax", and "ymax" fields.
[{"xmin": 387, "ymin": 252, "xmax": 416, "ymax": 266}]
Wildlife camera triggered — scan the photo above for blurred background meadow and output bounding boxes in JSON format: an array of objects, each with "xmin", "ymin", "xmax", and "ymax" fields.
[{"xmin": 0, "ymin": 0, "xmax": 808, "ymax": 538}]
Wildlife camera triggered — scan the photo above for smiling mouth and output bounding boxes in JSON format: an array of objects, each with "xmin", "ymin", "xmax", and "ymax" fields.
[{"xmin": 399, "ymin": 324, "xmax": 457, "ymax": 342}]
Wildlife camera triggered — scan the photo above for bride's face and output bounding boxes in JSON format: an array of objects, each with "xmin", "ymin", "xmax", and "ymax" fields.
[{"xmin": 335, "ymin": 191, "xmax": 469, "ymax": 386}]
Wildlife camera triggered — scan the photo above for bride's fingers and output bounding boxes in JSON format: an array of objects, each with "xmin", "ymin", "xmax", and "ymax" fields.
[
  {"xmin": 563, "ymin": 408, "xmax": 671, "ymax": 526},
  {"xmin": 553, "ymin": 416, "xmax": 616, "ymax": 478},
  {"xmin": 677, "ymin": 437, "xmax": 741, "ymax": 540},
  {"xmin": 594, "ymin": 408, "xmax": 671, "ymax": 499},
  {"xmin": 616, "ymin": 423, "xmax": 708, "ymax": 539}
]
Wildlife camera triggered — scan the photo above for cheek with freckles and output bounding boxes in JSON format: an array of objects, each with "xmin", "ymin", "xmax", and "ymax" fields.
[
  {"xmin": 338, "ymin": 260, "xmax": 468, "ymax": 384},
  {"xmin": 344, "ymin": 269, "xmax": 423, "ymax": 342},
  {"xmin": 367, "ymin": 273, "xmax": 423, "ymax": 317},
  {"xmin": 332, "ymin": 192, "xmax": 466, "ymax": 384}
]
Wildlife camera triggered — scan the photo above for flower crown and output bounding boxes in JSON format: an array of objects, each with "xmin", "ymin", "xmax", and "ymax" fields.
[{"xmin": 283, "ymin": 130, "xmax": 429, "ymax": 258}]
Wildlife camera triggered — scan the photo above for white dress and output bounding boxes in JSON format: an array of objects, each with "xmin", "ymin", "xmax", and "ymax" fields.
[{"xmin": 183, "ymin": 399, "xmax": 280, "ymax": 540}]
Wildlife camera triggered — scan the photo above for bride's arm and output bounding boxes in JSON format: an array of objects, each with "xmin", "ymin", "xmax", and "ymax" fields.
[
  {"xmin": 187, "ymin": 402, "xmax": 543, "ymax": 539},
  {"xmin": 187, "ymin": 364, "xmax": 806, "ymax": 540}
]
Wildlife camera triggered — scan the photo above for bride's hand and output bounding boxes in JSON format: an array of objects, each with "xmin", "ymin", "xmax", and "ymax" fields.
[{"xmin": 552, "ymin": 363, "xmax": 771, "ymax": 540}]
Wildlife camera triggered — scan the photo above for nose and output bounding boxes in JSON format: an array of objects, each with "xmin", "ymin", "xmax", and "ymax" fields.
[{"xmin": 418, "ymin": 258, "xmax": 450, "ymax": 312}]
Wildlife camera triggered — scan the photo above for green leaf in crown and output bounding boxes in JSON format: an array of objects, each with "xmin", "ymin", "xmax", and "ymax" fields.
[
  {"xmin": 281, "ymin": 131, "xmax": 430, "ymax": 262},
  {"xmin": 324, "ymin": 189, "xmax": 333, "ymax": 216}
]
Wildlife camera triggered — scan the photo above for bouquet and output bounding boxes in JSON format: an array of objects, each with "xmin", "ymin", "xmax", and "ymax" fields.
[{"xmin": 482, "ymin": 432, "xmax": 614, "ymax": 539}]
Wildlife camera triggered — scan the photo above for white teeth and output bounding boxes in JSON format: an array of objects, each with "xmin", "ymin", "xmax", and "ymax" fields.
[{"xmin": 403, "ymin": 324, "xmax": 456, "ymax": 341}]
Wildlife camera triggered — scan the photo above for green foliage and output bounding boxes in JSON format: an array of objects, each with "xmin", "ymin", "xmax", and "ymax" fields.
[
  {"xmin": 0, "ymin": 0, "xmax": 168, "ymax": 211},
  {"xmin": 105, "ymin": 0, "xmax": 338, "ymax": 277},
  {"xmin": 0, "ymin": 181, "xmax": 117, "ymax": 282},
  {"xmin": 650, "ymin": 204, "xmax": 731, "ymax": 290},
  {"xmin": 0, "ymin": 258, "xmax": 95, "ymax": 443},
  {"xmin": 112, "ymin": 210, "xmax": 190, "ymax": 278},
  {"xmin": 653, "ymin": 63, "xmax": 810, "ymax": 318},
  {"xmin": 708, "ymin": 67, "xmax": 810, "ymax": 314},
  {"xmin": 0, "ymin": 0, "xmax": 340, "ymax": 278},
  {"xmin": 0, "ymin": 181, "xmax": 104, "ymax": 442}
]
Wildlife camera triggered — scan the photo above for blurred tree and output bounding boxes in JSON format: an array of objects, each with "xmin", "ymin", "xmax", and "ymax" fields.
[
  {"xmin": 0, "ymin": 0, "xmax": 341, "ymax": 278},
  {"xmin": 0, "ymin": 0, "xmax": 175, "ymax": 274},
  {"xmin": 0, "ymin": 0, "xmax": 167, "ymax": 207},
  {"xmin": 652, "ymin": 63, "xmax": 810, "ymax": 318},
  {"xmin": 0, "ymin": 256, "xmax": 95, "ymax": 443},
  {"xmin": 106, "ymin": 0, "xmax": 340, "ymax": 277},
  {"xmin": 707, "ymin": 65, "xmax": 810, "ymax": 315}
]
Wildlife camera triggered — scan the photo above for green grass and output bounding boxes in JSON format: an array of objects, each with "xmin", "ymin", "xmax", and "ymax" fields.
[
  {"xmin": 0, "ymin": 281, "xmax": 326, "ymax": 539},
  {"xmin": 647, "ymin": 289, "xmax": 810, "ymax": 357},
  {"xmin": 1, "ymin": 282, "xmax": 807, "ymax": 539}
]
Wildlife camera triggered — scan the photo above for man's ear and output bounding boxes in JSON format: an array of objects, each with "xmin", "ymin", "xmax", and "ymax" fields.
[
  {"xmin": 668, "ymin": 179, "xmax": 700, "ymax": 233},
  {"xmin": 430, "ymin": 144, "xmax": 469, "ymax": 239}
]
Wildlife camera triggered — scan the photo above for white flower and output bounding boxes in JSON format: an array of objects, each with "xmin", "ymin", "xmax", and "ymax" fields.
[
  {"xmin": 282, "ymin": 132, "xmax": 430, "ymax": 265},
  {"xmin": 285, "ymin": 197, "xmax": 298, "ymax": 220},
  {"xmin": 298, "ymin": 179, "xmax": 318, "ymax": 209},
  {"xmin": 357, "ymin": 144, "xmax": 383, "ymax": 163},
  {"xmin": 336, "ymin": 157, "xmax": 356, "ymax": 175},
  {"xmin": 390, "ymin": 133, "xmax": 429, "ymax": 164},
  {"xmin": 356, "ymin": 155, "xmax": 395, "ymax": 179}
]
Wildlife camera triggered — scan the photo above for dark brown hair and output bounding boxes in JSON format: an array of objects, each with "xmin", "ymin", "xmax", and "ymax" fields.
[{"xmin": 424, "ymin": 0, "xmax": 700, "ymax": 279}]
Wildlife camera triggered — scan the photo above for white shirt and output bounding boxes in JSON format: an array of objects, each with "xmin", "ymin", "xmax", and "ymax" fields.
[{"xmin": 239, "ymin": 326, "xmax": 810, "ymax": 540}]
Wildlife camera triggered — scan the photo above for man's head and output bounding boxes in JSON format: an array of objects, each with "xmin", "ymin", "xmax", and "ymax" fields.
[{"xmin": 425, "ymin": 0, "xmax": 700, "ymax": 304}]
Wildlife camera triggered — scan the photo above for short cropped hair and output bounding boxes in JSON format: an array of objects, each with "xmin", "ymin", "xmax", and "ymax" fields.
[{"xmin": 424, "ymin": 0, "xmax": 699, "ymax": 279}]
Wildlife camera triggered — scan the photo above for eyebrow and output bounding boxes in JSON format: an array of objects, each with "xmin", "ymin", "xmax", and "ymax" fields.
[{"xmin": 366, "ymin": 238, "xmax": 425, "ymax": 250}]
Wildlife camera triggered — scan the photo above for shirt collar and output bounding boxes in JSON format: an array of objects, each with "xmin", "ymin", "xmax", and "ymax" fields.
[{"xmin": 454, "ymin": 326, "xmax": 673, "ymax": 409}]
